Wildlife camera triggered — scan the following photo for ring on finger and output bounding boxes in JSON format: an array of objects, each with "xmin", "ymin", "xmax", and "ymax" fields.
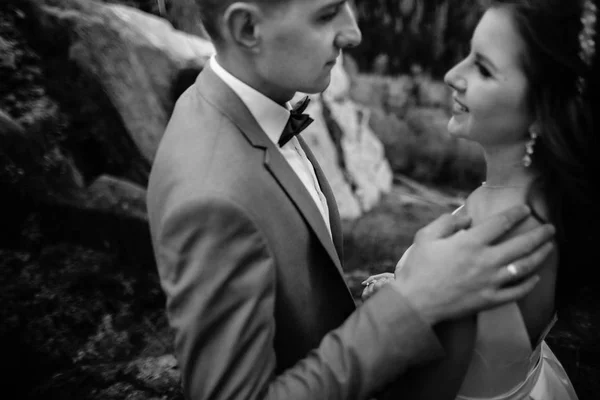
[{"xmin": 506, "ymin": 263, "xmax": 519, "ymax": 277}]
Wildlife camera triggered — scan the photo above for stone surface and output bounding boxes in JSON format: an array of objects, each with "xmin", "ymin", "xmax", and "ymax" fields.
[
  {"xmin": 295, "ymin": 59, "xmax": 395, "ymax": 219},
  {"xmin": 30, "ymin": 0, "xmax": 215, "ymax": 163},
  {"xmin": 328, "ymin": 101, "xmax": 393, "ymax": 212},
  {"xmin": 323, "ymin": 61, "xmax": 394, "ymax": 214},
  {"xmin": 85, "ymin": 174, "xmax": 148, "ymax": 220}
]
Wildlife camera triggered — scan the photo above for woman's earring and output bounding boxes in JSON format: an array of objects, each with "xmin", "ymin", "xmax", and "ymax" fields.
[{"xmin": 523, "ymin": 127, "xmax": 539, "ymax": 167}]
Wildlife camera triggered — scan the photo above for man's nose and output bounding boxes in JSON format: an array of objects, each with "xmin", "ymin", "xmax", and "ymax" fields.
[{"xmin": 335, "ymin": 3, "xmax": 362, "ymax": 49}]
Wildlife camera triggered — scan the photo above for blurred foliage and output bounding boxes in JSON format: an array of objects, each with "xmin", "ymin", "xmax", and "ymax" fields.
[
  {"xmin": 351, "ymin": 72, "xmax": 486, "ymax": 190},
  {"xmin": 349, "ymin": 0, "xmax": 483, "ymax": 77},
  {"xmin": 0, "ymin": 213, "xmax": 172, "ymax": 395}
]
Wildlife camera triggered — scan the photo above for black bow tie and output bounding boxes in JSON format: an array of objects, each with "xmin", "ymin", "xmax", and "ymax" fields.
[{"xmin": 278, "ymin": 96, "xmax": 314, "ymax": 147}]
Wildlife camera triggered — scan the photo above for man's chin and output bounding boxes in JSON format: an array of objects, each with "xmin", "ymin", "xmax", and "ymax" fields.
[{"xmin": 299, "ymin": 78, "xmax": 332, "ymax": 95}]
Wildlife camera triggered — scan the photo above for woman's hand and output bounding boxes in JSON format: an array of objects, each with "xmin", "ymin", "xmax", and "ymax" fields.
[{"xmin": 361, "ymin": 272, "xmax": 395, "ymax": 301}]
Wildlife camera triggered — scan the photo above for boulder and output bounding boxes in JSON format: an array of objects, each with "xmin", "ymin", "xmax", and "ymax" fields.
[
  {"xmin": 296, "ymin": 59, "xmax": 394, "ymax": 218},
  {"xmin": 322, "ymin": 61, "xmax": 393, "ymax": 214},
  {"xmin": 325, "ymin": 101, "xmax": 393, "ymax": 212},
  {"xmin": 28, "ymin": 0, "xmax": 215, "ymax": 163},
  {"xmin": 39, "ymin": 174, "xmax": 154, "ymax": 267}
]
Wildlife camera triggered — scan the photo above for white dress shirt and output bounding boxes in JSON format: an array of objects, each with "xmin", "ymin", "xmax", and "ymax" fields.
[{"xmin": 210, "ymin": 56, "xmax": 332, "ymax": 237}]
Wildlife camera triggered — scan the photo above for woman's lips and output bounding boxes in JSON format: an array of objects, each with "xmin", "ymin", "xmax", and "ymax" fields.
[{"xmin": 452, "ymin": 97, "xmax": 469, "ymax": 113}]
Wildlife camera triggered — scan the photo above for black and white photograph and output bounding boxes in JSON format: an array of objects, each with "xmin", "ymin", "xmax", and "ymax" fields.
[{"xmin": 1, "ymin": 0, "xmax": 598, "ymax": 398}]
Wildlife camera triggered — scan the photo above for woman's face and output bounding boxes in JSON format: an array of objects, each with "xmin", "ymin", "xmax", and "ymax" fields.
[{"xmin": 444, "ymin": 6, "xmax": 534, "ymax": 148}]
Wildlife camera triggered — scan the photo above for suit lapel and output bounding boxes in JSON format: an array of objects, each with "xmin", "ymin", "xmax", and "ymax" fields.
[
  {"xmin": 297, "ymin": 136, "xmax": 344, "ymax": 263},
  {"xmin": 195, "ymin": 66, "xmax": 343, "ymax": 273}
]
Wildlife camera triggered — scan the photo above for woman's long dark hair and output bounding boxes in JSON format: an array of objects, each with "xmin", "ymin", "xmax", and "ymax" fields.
[{"xmin": 487, "ymin": 0, "xmax": 597, "ymax": 312}]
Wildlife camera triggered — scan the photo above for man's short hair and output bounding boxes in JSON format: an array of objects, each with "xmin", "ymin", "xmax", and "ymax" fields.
[{"xmin": 196, "ymin": 0, "xmax": 291, "ymax": 42}]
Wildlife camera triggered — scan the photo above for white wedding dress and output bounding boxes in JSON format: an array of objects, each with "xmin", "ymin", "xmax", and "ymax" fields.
[
  {"xmin": 396, "ymin": 204, "xmax": 579, "ymax": 400},
  {"xmin": 455, "ymin": 302, "xmax": 578, "ymax": 400}
]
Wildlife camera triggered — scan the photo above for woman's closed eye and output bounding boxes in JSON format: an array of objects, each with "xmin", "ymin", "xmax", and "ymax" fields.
[
  {"xmin": 476, "ymin": 61, "xmax": 492, "ymax": 78},
  {"xmin": 319, "ymin": 11, "xmax": 338, "ymax": 22}
]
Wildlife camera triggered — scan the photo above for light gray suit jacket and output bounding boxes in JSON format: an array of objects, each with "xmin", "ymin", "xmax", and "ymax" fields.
[{"xmin": 147, "ymin": 65, "xmax": 443, "ymax": 400}]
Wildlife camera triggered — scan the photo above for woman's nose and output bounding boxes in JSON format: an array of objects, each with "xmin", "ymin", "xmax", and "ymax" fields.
[{"xmin": 444, "ymin": 63, "xmax": 467, "ymax": 93}]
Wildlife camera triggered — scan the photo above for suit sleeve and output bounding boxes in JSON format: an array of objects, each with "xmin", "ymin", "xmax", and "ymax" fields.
[{"xmin": 154, "ymin": 196, "xmax": 443, "ymax": 400}]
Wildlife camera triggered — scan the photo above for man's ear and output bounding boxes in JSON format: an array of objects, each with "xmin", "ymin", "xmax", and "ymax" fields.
[{"xmin": 222, "ymin": 3, "xmax": 262, "ymax": 52}]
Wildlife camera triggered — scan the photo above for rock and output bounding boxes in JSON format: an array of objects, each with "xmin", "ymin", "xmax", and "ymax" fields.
[
  {"xmin": 326, "ymin": 101, "xmax": 393, "ymax": 212},
  {"xmin": 3, "ymin": 0, "xmax": 149, "ymax": 188},
  {"xmin": 39, "ymin": 174, "xmax": 154, "ymax": 267},
  {"xmin": 318, "ymin": 62, "xmax": 393, "ymax": 214},
  {"xmin": 29, "ymin": 0, "xmax": 215, "ymax": 163},
  {"xmin": 163, "ymin": 0, "xmax": 209, "ymax": 40},
  {"xmin": 85, "ymin": 174, "xmax": 147, "ymax": 220},
  {"xmin": 293, "ymin": 60, "xmax": 394, "ymax": 219}
]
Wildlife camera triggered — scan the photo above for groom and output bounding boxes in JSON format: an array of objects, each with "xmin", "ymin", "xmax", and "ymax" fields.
[{"xmin": 147, "ymin": 0, "xmax": 555, "ymax": 398}]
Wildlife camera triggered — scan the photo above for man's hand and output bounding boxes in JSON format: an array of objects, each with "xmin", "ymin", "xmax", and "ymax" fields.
[{"xmin": 390, "ymin": 205, "xmax": 555, "ymax": 325}]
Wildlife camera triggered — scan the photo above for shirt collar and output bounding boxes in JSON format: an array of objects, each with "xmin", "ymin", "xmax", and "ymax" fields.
[{"xmin": 210, "ymin": 56, "xmax": 291, "ymax": 146}]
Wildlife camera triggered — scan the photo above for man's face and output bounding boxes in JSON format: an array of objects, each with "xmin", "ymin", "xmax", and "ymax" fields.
[{"xmin": 255, "ymin": 0, "xmax": 361, "ymax": 102}]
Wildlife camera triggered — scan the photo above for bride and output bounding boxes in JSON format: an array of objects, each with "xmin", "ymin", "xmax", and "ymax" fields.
[{"xmin": 363, "ymin": 0, "xmax": 596, "ymax": 398}]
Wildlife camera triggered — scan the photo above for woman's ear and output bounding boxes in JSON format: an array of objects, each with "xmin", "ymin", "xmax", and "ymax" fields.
[{"xmin": 222, "ymin": 2, "xmax": 261, "ymax": 52}]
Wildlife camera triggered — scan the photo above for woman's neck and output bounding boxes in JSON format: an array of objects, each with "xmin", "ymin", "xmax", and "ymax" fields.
[{"xmin": 482, "ymin": 144, "xmax": 540, "ymax": 188}]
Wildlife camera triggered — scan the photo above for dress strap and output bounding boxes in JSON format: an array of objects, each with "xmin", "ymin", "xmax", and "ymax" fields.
[{"xmin": 532, "ymin": 313, "xmax": 558, "ymax": 351}]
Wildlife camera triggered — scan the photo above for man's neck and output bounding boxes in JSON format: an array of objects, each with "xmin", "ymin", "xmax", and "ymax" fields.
[{"xmin": 215, "ymin": 52, "xmax": 294, "ymax": 106}]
